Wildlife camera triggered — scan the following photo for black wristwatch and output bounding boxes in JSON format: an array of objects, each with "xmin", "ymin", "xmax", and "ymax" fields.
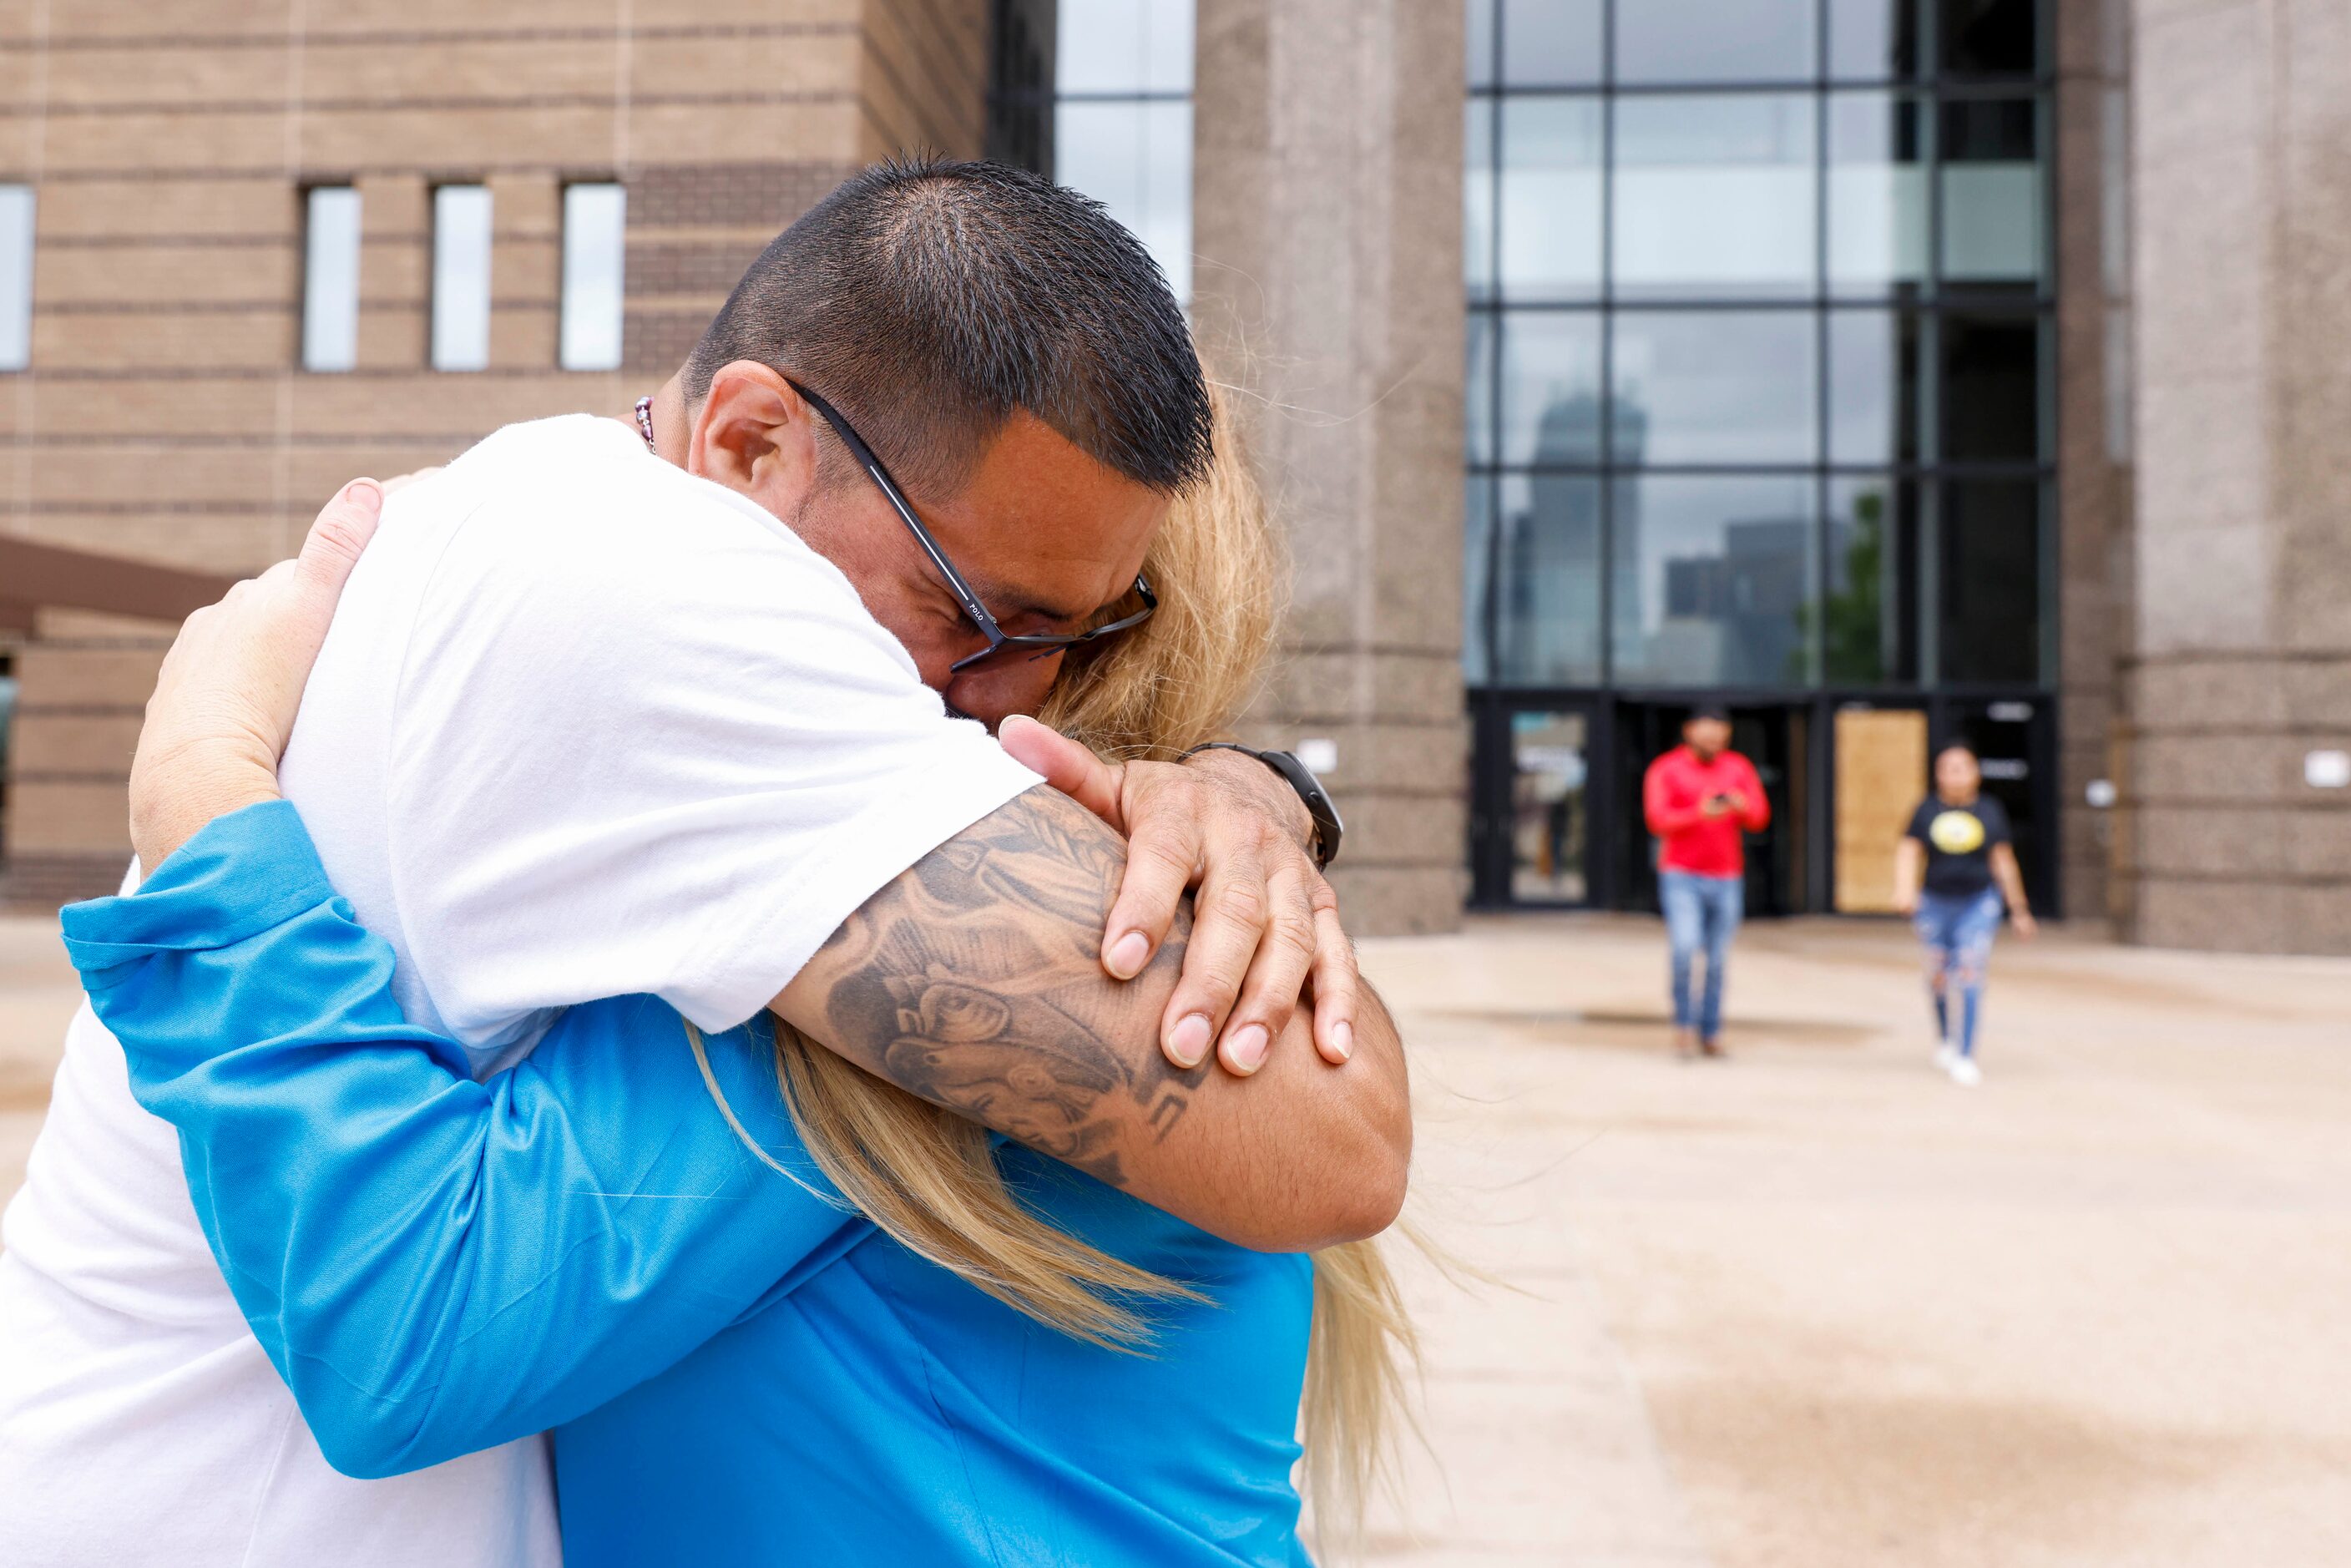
[{"xmin": 1181, "ymin": 742, "xmax": 1344, "ymax": 871}]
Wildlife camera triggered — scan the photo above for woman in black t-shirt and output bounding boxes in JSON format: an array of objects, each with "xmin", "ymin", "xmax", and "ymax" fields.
[{"xmin": 1893, "ymin": 744, "xmax": 2037, "ymax": 1085}]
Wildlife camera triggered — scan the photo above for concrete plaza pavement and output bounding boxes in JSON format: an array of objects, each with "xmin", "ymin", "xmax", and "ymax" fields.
[
  {"xmin": 1358, "ymin": 913, "xmax": 2351, "ymax": 1566},
  {"xmin": 4, "ymin": 909, "xmax": 2348, "ymax": 1565}
]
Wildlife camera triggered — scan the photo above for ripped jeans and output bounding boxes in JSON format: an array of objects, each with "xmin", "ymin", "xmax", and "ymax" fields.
[{"xmin": 1914, "ymin": 887, "xmax": 2005, "ymax": 1057}]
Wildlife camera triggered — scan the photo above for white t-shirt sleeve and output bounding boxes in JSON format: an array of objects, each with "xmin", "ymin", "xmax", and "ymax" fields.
[{"xmin": 384, "ymin": 471, "xmax": 1041, "ymax": 1051}]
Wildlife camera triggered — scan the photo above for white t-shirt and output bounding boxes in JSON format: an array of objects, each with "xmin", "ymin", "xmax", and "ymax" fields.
[{"xmin": 0, "ymin": 415, "xmax": 1042, "ymax": 1567}]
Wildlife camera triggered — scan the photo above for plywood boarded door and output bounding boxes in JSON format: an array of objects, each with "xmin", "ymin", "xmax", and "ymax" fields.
[{"xmin": 1834, "ymin": 708, "xmax": 1928, "ymax": 913}]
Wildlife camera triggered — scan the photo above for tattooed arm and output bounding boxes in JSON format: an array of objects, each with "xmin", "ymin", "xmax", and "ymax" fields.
[{"xmin": 771, "ymin": 786, "xmax": 1409, "ymax": 1253}]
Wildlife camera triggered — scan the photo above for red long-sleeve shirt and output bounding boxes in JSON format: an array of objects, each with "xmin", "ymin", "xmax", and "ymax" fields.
[{"xmin": 1643, "ymin": 745, "xmax": 1771, "ymax": 877}]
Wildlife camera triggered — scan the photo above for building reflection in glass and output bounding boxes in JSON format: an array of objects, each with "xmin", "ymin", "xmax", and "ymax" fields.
[
  {"xmin": 1613, "ymin": 474, "xmax": 1817, "ymax": 687},
  {"xmin": 1819, "ymin": 477, "xmax": 1919, "ymax": 685},
  {"xmin": 1492, "ymin": 385, "xmax": 1641, "ymax": 685}
]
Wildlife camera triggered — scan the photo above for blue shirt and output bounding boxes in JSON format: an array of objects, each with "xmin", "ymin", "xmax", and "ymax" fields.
[{"xmin": 63, "ymin": 802, "xmax": 1313, "ymax": 1565}]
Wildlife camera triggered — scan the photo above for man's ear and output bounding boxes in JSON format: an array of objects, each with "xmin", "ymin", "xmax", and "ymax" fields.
[{"xmin": 685, "ymin": 362, "xmax": 822, "ymax": 510}]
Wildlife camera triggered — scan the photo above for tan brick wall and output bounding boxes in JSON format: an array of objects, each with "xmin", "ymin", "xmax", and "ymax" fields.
[
  {"xmin": 0, "ymin": 612, "xmax": 165, "ymax": 902},
  {"xmin": 860, "ymin": 0, "xmax": 989, "ymax": 160},
  {"xmin": 1, "ymin": 0, "xmax": 990, "ymax": 889},
  {"xmin": 620, "ymin": 161, "xmax": 863, "ymax": 372}
]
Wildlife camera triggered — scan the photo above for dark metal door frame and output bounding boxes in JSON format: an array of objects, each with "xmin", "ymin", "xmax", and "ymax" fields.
[
  {"xmin": 1468, "ymin": 685, "xmax": 2063, "ymax": 919},
  {"xmin": 1468, "ymin": 690, "xmax": 1605, "ymax": 911}
]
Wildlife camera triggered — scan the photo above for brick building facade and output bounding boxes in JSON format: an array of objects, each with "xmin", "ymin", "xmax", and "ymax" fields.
[{"xmin": 1, "ymin": 1, "xmax": 989, "ymax": 903}]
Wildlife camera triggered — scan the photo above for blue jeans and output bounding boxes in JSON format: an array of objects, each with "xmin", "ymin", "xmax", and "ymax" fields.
[
  {"xmin": 1914, "ymin": 887, "xmax": 2005, "ymax": 1056},
  {"xmin": 1661, "ymin": 870, "xmax": 1742, "ymax": 1041}
]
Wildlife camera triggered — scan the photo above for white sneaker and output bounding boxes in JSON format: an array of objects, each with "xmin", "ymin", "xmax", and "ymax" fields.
[
  {"xmin": 1934, "ymin": 1043, "xmax": 1961, "ymax": 1075},
  {"xmin": 1946, "ymin": 1055, "xmax": 1982, "ymax": 1088}
]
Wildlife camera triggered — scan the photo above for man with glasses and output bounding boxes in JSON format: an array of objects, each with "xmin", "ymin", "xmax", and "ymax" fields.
[
  {"xmin": 654, "ymin": 381, "xmax": 1163, "ymax": 682},
  {"xmin": 0, "ymin": 159, "xmax": 1404, "ymax": 1568}
]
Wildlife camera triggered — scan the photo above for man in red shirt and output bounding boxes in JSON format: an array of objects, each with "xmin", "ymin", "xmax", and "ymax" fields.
[{"xmin": 1642, "ymin": 707, "xmax": 1771, "ymax": 1058}]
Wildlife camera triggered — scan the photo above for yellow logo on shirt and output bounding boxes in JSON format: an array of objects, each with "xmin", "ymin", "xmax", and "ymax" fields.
[{"xmin": 1929, "ymin": 810, "xmax": 1985, "ymax": 856}]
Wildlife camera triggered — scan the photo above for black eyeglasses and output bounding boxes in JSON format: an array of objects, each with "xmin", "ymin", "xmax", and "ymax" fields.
[{"xmin": 787, "ymin": 381, "xmax": 1157, "ymax": 675}]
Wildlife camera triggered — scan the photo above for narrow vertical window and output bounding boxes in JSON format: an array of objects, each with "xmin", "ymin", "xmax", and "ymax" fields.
[
  {"xmin": 301, "ymin": 186, "xmax": 360, "ymax": 373},
  {"xmin": 431, "ymin": 185, "xmax": 493, "ymax": 372},
  {"xmin": 0, "ymin": 185, "xmax": 31, "ymax": 372},
  {"xmin": 559, "ymin": 183, "xmax": 626, "ymax": 372},
  {"xmin": 1054, "ymin": 0, "xmax": 1195, "ymax": 302}
]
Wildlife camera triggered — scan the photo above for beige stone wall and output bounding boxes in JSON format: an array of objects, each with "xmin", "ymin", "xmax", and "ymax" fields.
[
  {"xmin": 0, "ymin": 0, "xmax": 984, "ymax": 902},
  {"xmin": 2122, "ymin": 0, "xmax": 2351, "ymax": 953}
]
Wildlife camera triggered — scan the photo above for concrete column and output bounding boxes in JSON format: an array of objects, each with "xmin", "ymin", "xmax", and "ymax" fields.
[
  {"xmin": 1191, "ymin": 0, "xmax": 1467, "ymax": 936},
  {"xmin": 2053, "ymin": 0, "xmax": 2134, "ymax": 927},
  {"xmin": 2123, "ymin": 0, "xmax": 2351, "ymax": 953}
]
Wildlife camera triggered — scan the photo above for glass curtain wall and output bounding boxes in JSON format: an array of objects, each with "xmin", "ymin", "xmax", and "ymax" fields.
[
  {"xmin": 1464, "ymin": 0, "xmax": 2051, "ymax": 694},
  {"xmin": 1054, "ymin": 0, "xmax": 1195, "ymax": 301}
]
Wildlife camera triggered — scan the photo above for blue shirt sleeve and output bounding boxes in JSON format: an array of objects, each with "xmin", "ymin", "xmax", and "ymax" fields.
[{"xmin": 61, "ymin": 800, "xmax": 865, "ymax": 1480}]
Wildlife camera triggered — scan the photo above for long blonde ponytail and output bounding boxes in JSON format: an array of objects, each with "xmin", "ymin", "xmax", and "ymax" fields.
[{"xmin": 694, "ymin": 379, "xmax": 1414, "ymax": 1549}]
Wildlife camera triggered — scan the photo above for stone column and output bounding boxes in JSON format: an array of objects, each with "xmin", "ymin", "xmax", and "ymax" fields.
[
  {"xmin": 2053, "ymin": 0, "xmax": 2134, "ymax": 927},
  {"xmin": 2124, "ymin": 0, "xmax": 2351, "ymax": 953},
  {"xmin": 1191, "ymin": 0, "xmax": 1467, "ymax": 936}
]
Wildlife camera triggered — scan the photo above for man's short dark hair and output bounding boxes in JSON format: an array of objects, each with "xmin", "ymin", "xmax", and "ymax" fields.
[{"xmin": 681, "ymin": 157, "xmax": 1212, "ymax": 498}]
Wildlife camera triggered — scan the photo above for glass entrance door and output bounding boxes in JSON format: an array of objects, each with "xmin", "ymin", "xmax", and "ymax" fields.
[
  {"xmin": 1507, "ymin": 710, "xmax": 1592, "ymax": 903},
  {"xmin": 1471, "ymin": 698, "xmax": 1598, "ymax": 908}
]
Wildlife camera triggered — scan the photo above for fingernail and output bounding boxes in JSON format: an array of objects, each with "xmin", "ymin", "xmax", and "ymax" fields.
[
  {"xmin": 1330, "ymin": 1020, "xmax": 1353, "ymax": 1061},
  {"xmin": 345, "ymin": 478, "xmax": 382, "ymax": 508},
  {"xmin": 1105, "ymin": 930, "xmax": 1150, "ymax": 979},
  {"xmin": 1226, "ymin": 1024, "xmax": 1270, "ymax": 1074},
  {"xmin": 1167, "ymin": 1014, "xmax": 1212, "ymax": 1068}
]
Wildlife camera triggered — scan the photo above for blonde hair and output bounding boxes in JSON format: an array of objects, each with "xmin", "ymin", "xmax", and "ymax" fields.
[{"xmin": 689, "ymin": 381, "xmax": 1413, "ymax": 1548}]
